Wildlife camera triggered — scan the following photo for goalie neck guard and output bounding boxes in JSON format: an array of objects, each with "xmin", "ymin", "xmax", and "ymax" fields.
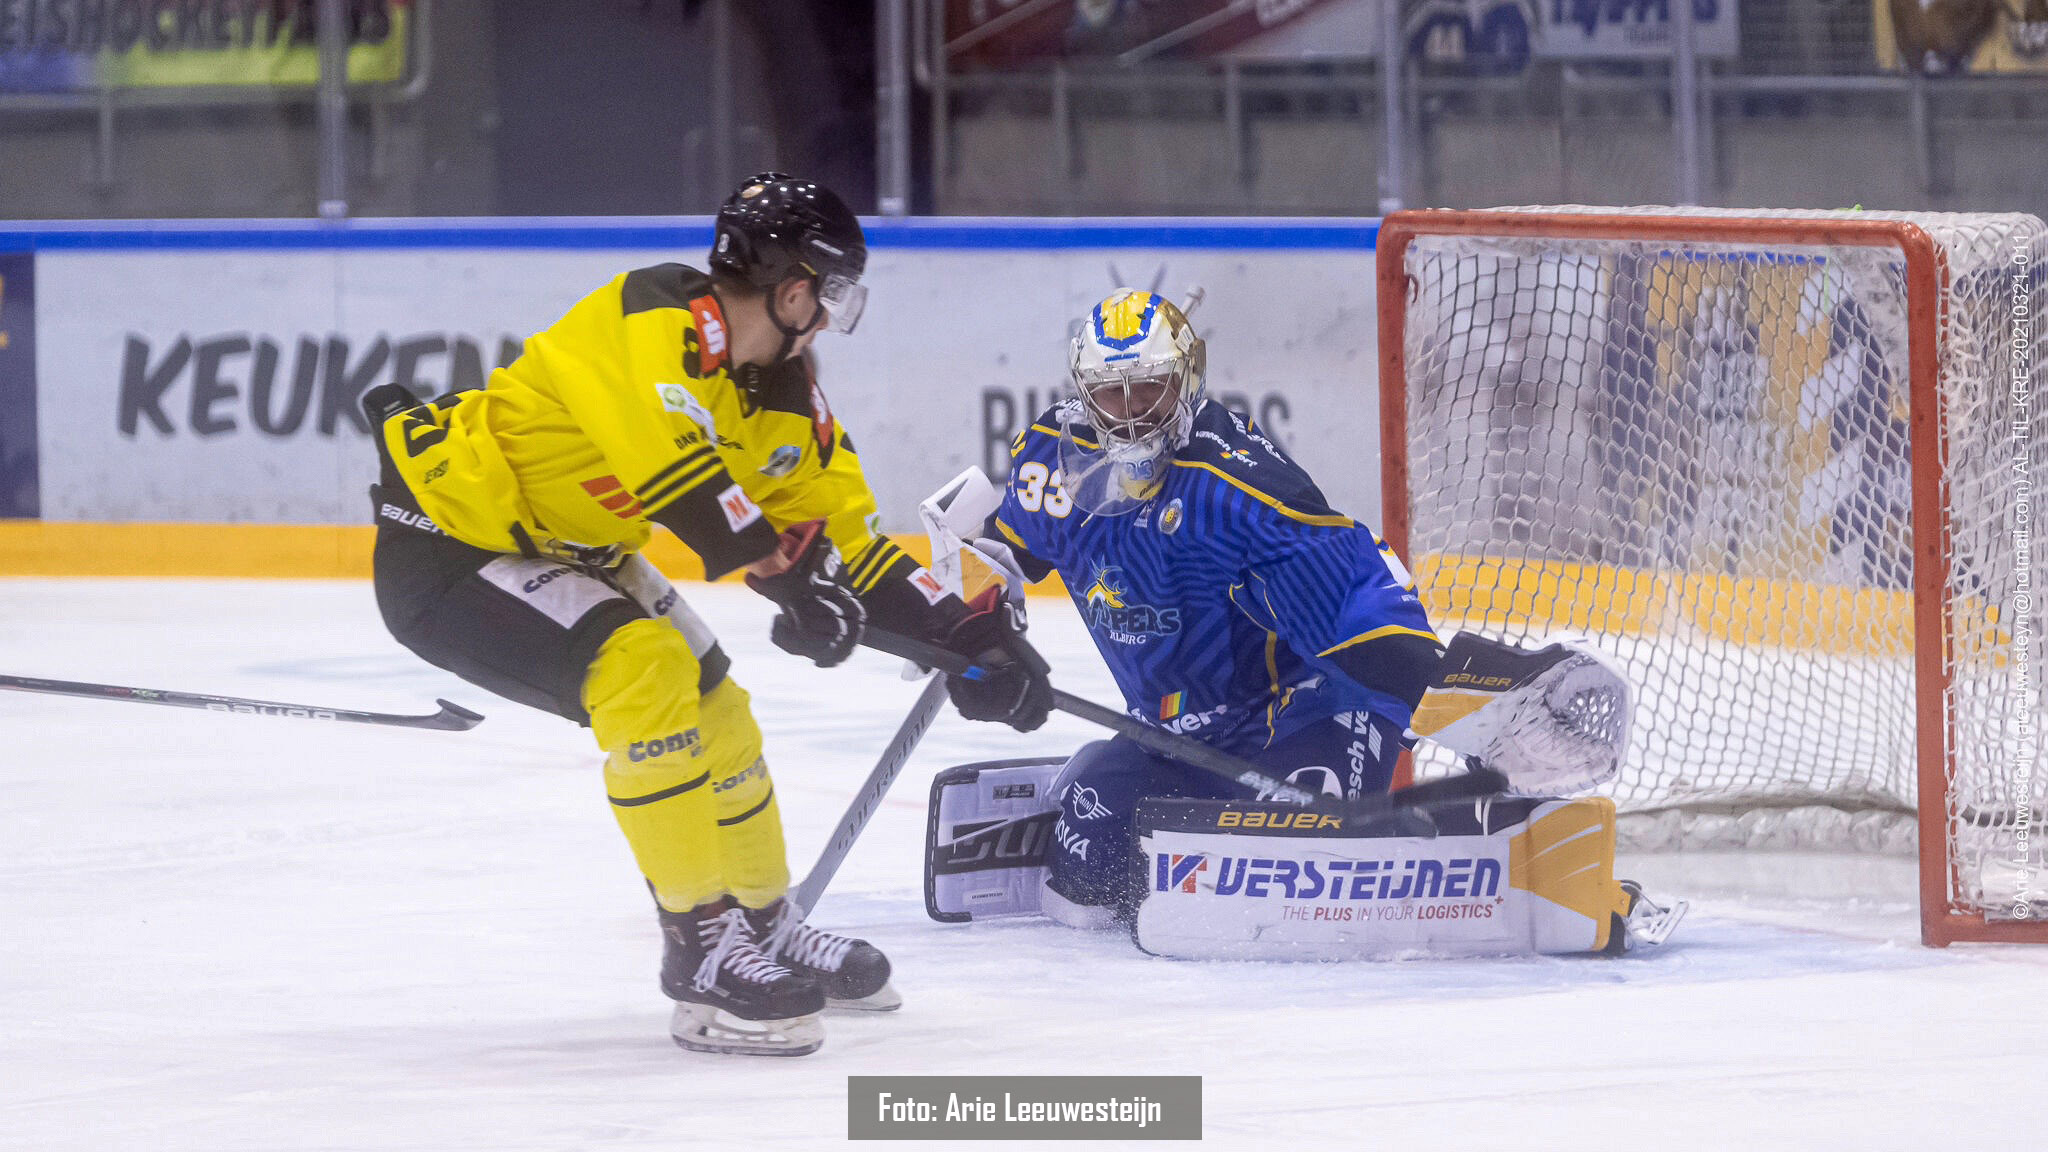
[{"xmin": 1059, "ymin": 289, "xmax": 1207, "ymax": 516}]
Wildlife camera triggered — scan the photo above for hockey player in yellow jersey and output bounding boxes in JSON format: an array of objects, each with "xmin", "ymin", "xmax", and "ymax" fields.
[{"xmin": 364, "ymin": 174, "xmax": 1052, "ymax": 1057}]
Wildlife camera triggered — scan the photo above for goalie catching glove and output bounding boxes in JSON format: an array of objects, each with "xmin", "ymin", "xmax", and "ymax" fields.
[
  {"xmin": 940, "ymin": 586, "xmax": 1053, "ymax": 732},
  {"xmin": 1411, "ymin": 632, "xmax": 1633, "ymax": 796},
  {"xmin": 744, "ymin": 520, "xmax": 866, "ymax": 668}
]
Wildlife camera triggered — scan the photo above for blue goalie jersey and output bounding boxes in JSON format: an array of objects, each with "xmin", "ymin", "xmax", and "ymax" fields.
[{"xmin": 991, "ymin": 399, "xmax": 1436, "ymax": 756}]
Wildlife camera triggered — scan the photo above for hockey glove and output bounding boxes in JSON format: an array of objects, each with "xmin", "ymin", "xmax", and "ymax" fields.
[
  {"xmin": 940, "ymin": 587, "xmax": 1053, "ymax": 732},
  {"xmin": 744, "ymin": 520, "xmax": 866, "ymax": 668}
]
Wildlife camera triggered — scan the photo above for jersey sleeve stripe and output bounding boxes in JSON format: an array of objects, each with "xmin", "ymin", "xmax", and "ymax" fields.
[
  {"xmin": 993, "ymin": 516, "xmax": 1029, "ymax": 551},
  {"xmin": 638, "ymin": 453, "xmax": 727, "ymax": 513},
  {"xmin": 843, "ymin": 540, "xmax": 886, "ymax": 588},
  {"xmin": 1172, "ymin": 459, "xmax": 1353, "ymax": 528},
  {"xmin": 1261, "ymin": 630, "xmax": 1283, "ymax": 749},
  {"xmin": 859, "ymin": 543, "xmax": 917, "ymax": 596},
  {"xmin": 846, "ymin": 537, "xmax": 908, "ymax": 593},
  {"xmin": 1318, "ymin": 624, "xmax": 1444, "ymax": 657},
  {"xmin": 639, "ymin": 444, "xmax": 720, "ymax": 496}
]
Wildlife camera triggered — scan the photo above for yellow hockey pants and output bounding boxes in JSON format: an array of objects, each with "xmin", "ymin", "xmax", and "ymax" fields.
[{"xmin": 583, "ymin": 617, "xmax": 788, "ymax": 913}]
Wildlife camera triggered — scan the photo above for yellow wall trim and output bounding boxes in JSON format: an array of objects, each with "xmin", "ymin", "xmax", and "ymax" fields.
[{"xmin": 1408, "ymin": 551, "xmax": 1996, "ymax": 657}]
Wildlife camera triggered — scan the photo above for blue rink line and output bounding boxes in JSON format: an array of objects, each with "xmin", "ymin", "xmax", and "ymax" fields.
[{"xmin": 0, "ymin": 215, "xmax": 1382, "ymax": 252}]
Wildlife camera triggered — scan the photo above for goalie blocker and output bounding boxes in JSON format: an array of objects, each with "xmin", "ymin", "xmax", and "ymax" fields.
[{"xmin": 925, "ymin": 760, "xmax": 1684, "ymax": 958}]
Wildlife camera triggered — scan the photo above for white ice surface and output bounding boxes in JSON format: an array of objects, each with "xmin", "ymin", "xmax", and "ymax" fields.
[{"xmin": 3, "ymin": 580, "xmax": 2046, "ymax": 1152}]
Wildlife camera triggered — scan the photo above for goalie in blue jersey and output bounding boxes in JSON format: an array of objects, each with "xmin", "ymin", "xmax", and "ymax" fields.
[{"xmin": 983, "ymin": 289, "xmax": 1447, "ymax": 927}]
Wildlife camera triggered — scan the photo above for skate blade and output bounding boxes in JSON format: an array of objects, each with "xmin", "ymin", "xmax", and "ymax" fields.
[
  {"xmin": 828, "ymin": 981, "xmax": 903, "ymax": 1013},
  {"xmin": 669, "ymin": 1003, "xmax": 824, "ymax": 1057},
  {"xmin": 1627, "ymin": 896, "xmax": 1689, "ymax": 949}
]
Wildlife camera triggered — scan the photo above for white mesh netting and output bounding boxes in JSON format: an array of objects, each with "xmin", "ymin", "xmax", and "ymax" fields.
[{"xmin": 1393, "ymin": 207, "xmax": 2045, "ymax": 924}]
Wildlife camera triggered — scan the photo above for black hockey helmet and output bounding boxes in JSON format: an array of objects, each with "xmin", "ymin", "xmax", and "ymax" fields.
[{"xmin": 710, "ymin": 172, "xmax": 868, "ymax": 334}]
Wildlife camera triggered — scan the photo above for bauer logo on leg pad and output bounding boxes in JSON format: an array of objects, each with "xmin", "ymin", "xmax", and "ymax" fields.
[{"xmin": 1215, "ymin": 809, "xmax": 1343, "ymax": 831}]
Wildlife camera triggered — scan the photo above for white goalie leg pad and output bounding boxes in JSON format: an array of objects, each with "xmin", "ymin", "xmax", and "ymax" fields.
[
  {"xmin": 924, "ymin": 759, "xmax": 1065, "ymax": 921},
  {"xmin": 669, "ymin": 1003, "xmax": 824, "ymax": 1058},
  {"xmin": 1133, "ymin": 794, "xmax": 1652, "ymax": 960}
]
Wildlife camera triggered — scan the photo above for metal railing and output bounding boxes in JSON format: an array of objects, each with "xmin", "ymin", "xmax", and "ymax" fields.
[
  {"xmin": 0, "ymin": 0, "xmax": 434, "ymax": 204},
  {"xmin": 892, "ymin": 0, "xmax": 2048, "ymax": 215}
]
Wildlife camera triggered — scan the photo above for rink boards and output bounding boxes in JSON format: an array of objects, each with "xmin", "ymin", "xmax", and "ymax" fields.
[{"xmin": 0, "ymin": 217, "xmax": 1382, "ymax": 577}]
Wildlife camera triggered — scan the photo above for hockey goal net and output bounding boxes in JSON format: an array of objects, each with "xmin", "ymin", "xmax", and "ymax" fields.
[{"xmin": 1379, "ymin": 207, "xmax": 2045, "ymax": 946}]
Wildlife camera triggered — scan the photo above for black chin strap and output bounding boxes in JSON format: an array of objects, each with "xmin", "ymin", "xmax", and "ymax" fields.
[{"xmin": 766, "ymin": 278, "xmax": 825, "ymax": 364}]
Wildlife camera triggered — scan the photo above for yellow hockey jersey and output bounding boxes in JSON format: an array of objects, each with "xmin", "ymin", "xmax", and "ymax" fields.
[{"xmin": 381, "ymin": 263, "xmax": 923, "ymax": 599}]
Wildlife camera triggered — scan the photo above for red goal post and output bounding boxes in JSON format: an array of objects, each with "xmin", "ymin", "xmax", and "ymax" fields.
[{"xmin": 1376, "ymin": 207, "xmax": 2045, "ymax": 946}]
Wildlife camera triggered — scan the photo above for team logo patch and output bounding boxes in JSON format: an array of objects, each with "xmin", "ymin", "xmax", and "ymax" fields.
[
  {"xmin": 1093, "ymin": 290, "xmax": 1161, "ymax": 346},
  {"xmin": 666, "ymin": 387, "xmax": 720, "ymax": 441},
  {"xmin": 1079, "ymin": 565, "xmax": 1181, "ymax": 644},
  {"xmin": 759, "ymin": 444, "xmax": 803, "ymax": 477},
  {"xmin": 716, "ymin": 483, "xmax": 763, "ymax": 531},
  {"xmin": 1159, "ymin": 498, "xmax": 1184, "ymax": 535}
]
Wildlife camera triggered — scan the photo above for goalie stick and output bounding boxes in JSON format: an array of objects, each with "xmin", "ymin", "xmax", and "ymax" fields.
[
  {"xmin": 858, "ymin": 626, "xmax": 1503, "ymax": 824},
  {"xmin": 0, "ymin": 673, "xmax": 484, "ymax": 731}
]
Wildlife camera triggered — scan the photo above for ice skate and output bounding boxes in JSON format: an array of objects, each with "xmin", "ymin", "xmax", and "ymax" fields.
[
  {"xmin": 1603, "ymin": 880, "xmax": 1689, "ymax": 955},
  {"xmin": 751, "ymin": 899, "xmax": 902, "ymax": 1012},
  {"xmin": 661, "ymin": 898, "xmax": 825, "ymax": 1056}
]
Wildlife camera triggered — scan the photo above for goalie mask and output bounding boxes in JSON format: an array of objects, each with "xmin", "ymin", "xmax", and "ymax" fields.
[{"xmin": 1059, "ymin": 289, "xmax": 1207, "ymax": 515}]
